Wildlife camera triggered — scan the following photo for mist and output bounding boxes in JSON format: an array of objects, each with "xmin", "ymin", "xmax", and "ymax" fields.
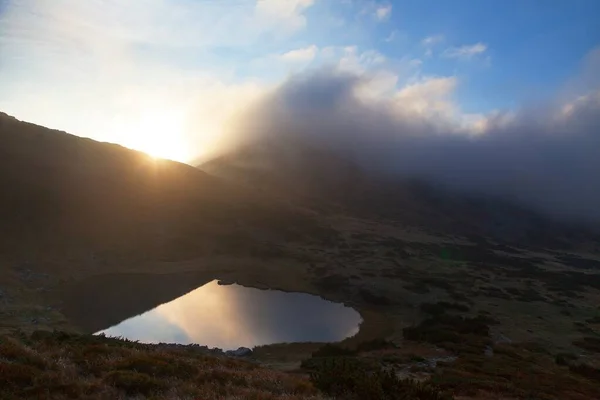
[{"xmin": 218, "ymin": 63, "xmax": 600, "ymax": 225}]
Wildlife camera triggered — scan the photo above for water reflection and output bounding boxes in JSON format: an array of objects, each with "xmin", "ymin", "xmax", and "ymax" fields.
[{"xmin": 97, "ymin": 280, "xmax": 361, "ymax": 349}]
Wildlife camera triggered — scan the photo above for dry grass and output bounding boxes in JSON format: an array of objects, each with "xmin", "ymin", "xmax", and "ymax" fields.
[
  {"xmin": 0, "ymin": 331, "xmax": 327, "ymax": 400},
  {"xmin": 430, "ymin": 342, "xmax": 600, "ymax": 400}
]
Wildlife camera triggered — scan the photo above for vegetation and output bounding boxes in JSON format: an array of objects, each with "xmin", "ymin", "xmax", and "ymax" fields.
[
  {"xmin": 555, "ymin": 352, "xmax": 578, "ymax": 366},
  {"xmin": 569, "ymin": 363, "xmax": 600, "ymax": 382},
  {"xmin": 573, "ymin": 336, "xmax": 600, "ymax": 353},
  {"xmin": 0, "ymin": 331, "xmax": 324, "ymax": 400},
  {"xmin": 399, "ymin": 312, "xmax": 600, "ymax": 399},
  {"xmin": 430, "ymin": 343, "xmax": 600, "ymax": 399},
  {"xmin": 309, "ymin": 357, "xmax": 451, "ymax": 400},
  {"xmin": 403, "ymin": 315, "xmax": 491, "ymax": 354},
  {"xmin": 419, "ymin": 302, "xmax": 470, "ymax": 316},
  {"xmin": 3, "ymin": 112, "xmax": 600, "ymax": 400}
]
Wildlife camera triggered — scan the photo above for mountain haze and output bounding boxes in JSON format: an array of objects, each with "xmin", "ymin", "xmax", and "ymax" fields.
[{"xmin": 200, "ymin": 134, "xmax": 600, "ymax": 251}]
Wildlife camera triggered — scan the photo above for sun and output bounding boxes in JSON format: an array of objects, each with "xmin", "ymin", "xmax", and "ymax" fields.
[
  {"xmin": 124, "ymin": 111, "xmax": 191, "ymax": 163},
  {"xmin": 138, "ymin": 134, "xmax": 190, "ymax": 162}
]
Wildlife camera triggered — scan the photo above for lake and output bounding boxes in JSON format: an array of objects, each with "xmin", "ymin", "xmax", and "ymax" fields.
[{"xmin": 96, "ymin": 280, "xmax": 361, "ymax": 350}]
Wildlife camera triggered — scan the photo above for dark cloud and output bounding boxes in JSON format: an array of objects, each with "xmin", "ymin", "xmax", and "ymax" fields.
[{"xmin": 223, "ymin": 65, "xmax": 600, "ymax": 225}]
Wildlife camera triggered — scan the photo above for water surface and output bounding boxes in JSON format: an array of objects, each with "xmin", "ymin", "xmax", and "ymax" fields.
[{"xmin": 97, "ymin": 280, "xmax": 361, "ymax": 350}]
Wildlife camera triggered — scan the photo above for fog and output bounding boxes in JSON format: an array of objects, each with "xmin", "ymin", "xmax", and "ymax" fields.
[{"xmin": 217, "ymin": 61, "xmax": 600, "ymax": 225}]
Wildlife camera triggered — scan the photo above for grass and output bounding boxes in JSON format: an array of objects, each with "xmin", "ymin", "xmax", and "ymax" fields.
[
  {"xmin": 0, "ymin": 331, "xmax": 326, "ymax": 400},
  {"xmin": 309, "ymin": 357, "xmax": 451, "ymax": 400},
  {"xmin": 402, "ymin": 315, "xmax": 491, "ymax": 354},
  {"xmin": 430, "ymin": 343, "xmax": 600, "ymax": 400},
  {"xmin": 573, "ymin": 336, "xmax": 600, "ymax": 353},
  {"xmin": 419, "ymin": 302, "xmax": 470, "ymax": 316}
]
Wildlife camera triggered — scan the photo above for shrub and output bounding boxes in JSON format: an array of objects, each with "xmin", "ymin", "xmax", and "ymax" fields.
[
  {"xmin": 356, "ymin": 339, "xmax": 396, "ymax": 352},
  {"xmin": 555, "ymin": 353, "xmax": 578, "ymax": 366},
  {"xmin": 573, "ymin": 337, "xmax": 600, "ymax": 353},
  {"xmin": 0, "ymin": 338, "xmax": 47, "ymax": 369},
  {"xmin": 403, "ymin": 315, "xmax": 491, "ymax": 354},
  {"xmin": 309, "ymin": 357, "xmax": 452, "ymax": 399},
  {"xmin": 0, "ymin": 362, "xmax": 40, "ymax": 388},
  {"xmin": 114, "ymin": 353, "xmax": 197, "ymax": 378},
  {"xmin": 311, "ymin": 343, "xmax": 357, "ymax": 358},
  {"xmin": 569, "ymin": 363, "xmax": 600, "ymax": 382},
  {"xmin": 420, "ymin": 302, "xmax": 470, "ymax": 316},
  {"xmin": 103, "ymin": 370, "xmax": 168, "ymax": 396},
  {"xmin": 360, "ymin": 289, "xmax": 392, "ymax": 306}
]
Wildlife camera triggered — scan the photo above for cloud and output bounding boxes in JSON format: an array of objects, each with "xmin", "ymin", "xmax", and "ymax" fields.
[
  {"xmin": 421, "ymin": 35, "xmax": 445, "ymax": 46},
  {"xmin": 255, "ymin": 0, "xmax": 315, "ymax": 33},
  {"xmin": 384, "ymin": 30, "xmax": 398, "ymax": 42},
  {"xmin": 0, "ymin": 0, "xmax": 317, "ymax": 161},
  {"xmin": 280, "ymin": 45, "xmax": 319, "ymax": 63},
  {"xmin": 421, "ymin": 35, "xmax": 444, "ymax": 57},
  {"xmin": 221, "ymin": 62, "xmax": 600, "ymax": 225},
  {"xmin": 358, "ymin": 1, "xmax": 391, "ymax": 21},
  {"xmin": 394, "ymin": 76, "xmax": 458, "ymax": 116},
  {"xmin": 442, "ymin": 42, "xmax": 488, "ymax": 59},
  {"xmin": 374, "ymin": 4, "xmax": 392, "ymax": 21}
]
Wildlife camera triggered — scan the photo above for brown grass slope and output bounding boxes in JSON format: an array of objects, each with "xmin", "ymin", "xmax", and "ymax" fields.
[
  {"xmin": 0, "ymin": 112, "xmax": 319, "ymax": 263},
  {"xmin": 0, "ymin": 331, "xmax": 327, "ymax": 400}
]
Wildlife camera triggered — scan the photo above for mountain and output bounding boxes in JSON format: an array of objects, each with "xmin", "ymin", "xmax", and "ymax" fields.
[
  {"xmin": 3, "ymin": 112, "xmax": 600, "ymax": 400},
  {"xmin": 0, "ymin": 112, "xmax": 318, "ymax": 263},
  {"xmin": 199, "ymin": 136, "xmax": 600, "ymax": 251}
]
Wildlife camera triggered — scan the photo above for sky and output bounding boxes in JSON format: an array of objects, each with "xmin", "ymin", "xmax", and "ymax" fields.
[
  {"xmin": 1, "ymin": 0, "xmax": 598, "ymax": 162},
  {"xmin": 1, "ymin": 1, "xmax": 600, "ymax": 223}
]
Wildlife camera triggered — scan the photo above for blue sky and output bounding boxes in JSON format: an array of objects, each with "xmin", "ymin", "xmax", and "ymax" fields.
[{"xmin": 0, "ymin": 0, "xmax": 598, "ymax": 161}]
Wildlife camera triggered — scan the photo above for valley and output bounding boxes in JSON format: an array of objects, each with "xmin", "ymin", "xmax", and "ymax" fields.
[{"xmin": 1, "ymin": 111, "xmax": 600, "ymax": 399}]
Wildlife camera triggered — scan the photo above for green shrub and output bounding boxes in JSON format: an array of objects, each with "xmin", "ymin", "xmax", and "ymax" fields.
[
  {"xmin": 573, "ymin": 337, "xmax": 600, "ymax": 353},
  {"xmin": 555, "ymin": 353, "xmax": 578, "ymax": 366},
  {"xmin": 403, "ymin": 315, "xmax": 490, "ymax": 343},
  {"xmin": 356, "ymin": 339, "xmax": 396, "ymax": 352},
  {"xmin": 309, "ymin": 357, "xmax": 452, "ymax": 399},
  {"xmin": 311, "ymin": 343, "xmax": 357, "ymax": 358},
  {"xmin": 420, "ymin": 302, "xmax": 470, "ymax": 316}
]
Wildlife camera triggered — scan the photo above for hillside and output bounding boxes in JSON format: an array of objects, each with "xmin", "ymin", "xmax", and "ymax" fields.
[
  {"xmin": 200, "ymin": 136, "xmax": 600, "ymax": 250},
  {"xmin": 0, "ymin": 112, "xmax": 322, "ymax": 262},
  {"xmin": 0, "ymin": 112, "xmax": 329, "ymax": 334},
  {"xmin": 1, "ymin": 112, "xmax": 600, "ymax": 399}
]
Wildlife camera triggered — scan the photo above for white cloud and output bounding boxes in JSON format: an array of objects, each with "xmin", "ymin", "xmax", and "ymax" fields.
[
  {"xmin": 328, "ymin": 46, "xmax": 387, "ymax": 73},
  {"xmin": 384, "ymin": 29, "xmax": 404, "ymax": 42},
  {"xmin": 420, "ymin": 35, "xmax": 444, "ymax": 57},
  {"xmin": 0, "ymin": 0, "xmax": 311, "ymax": 161},
  {"xmin": 442, "ymin": 42, "xmax": 488, "ymax": 59},
  {"xmin": 280, "ymin": 45, "xmax": 319, "ymax": 63},
  {"xmin": 374, "ymin": 4, "xmax": 392, "ymax": 21},
  {"xmin": 394, "ymin": 76, "xmax": 458, "ymax": 117},
  {"xmin": 255, "ymin": 0, "xmax": 315, "ymax": 33},
  {"xmin": 421, "ymin": 35, "xmax": 445, "ymax": 46}
]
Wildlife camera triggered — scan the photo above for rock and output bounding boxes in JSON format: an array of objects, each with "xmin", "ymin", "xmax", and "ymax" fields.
[{"xmin": 225, "ymin": 347, "xmax": 253, "ymax": 357}]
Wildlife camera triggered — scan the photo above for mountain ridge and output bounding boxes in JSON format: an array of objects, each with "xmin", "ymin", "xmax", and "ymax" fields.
[{"xmin": 199, "ymin": 135, "xmax": 600, "ymax": 251}]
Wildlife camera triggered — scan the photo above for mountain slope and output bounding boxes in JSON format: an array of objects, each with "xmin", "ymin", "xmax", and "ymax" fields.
[
  {"xmin": 199, "ymin": 136, "xmax": 600, "ymax": 250},
  {"xmin": 3, "ymin": 113, "xmax": 600, "ymax": 400},
  {"xmin": 0, "ymin": 112, "xmax": 318, "ymax": 262}
]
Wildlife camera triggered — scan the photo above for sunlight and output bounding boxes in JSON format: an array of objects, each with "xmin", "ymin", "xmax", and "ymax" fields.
[{"xmin": 117, "ymin": 110, "xmax": 192, "ymax": 163}]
